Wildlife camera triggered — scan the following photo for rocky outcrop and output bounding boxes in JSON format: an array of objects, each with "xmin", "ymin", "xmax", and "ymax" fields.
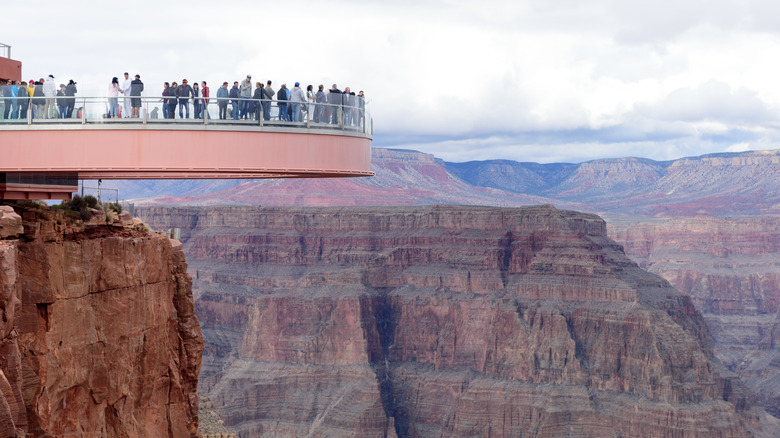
[
  {"xmin": 609, "ymin": 216, "xmax": 780, "ymax": 418},
  {"xmin": 139, "ymin": 205, "xmax": 778, "ymax": 437},
  {"xmin": 0, "ymin": 204, "xmax": 202, "ymax": 437}
]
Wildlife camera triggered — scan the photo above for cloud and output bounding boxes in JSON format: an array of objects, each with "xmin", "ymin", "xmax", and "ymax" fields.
[{"xmin": 5, "ymin": 0, "xmax": 780, "ymax": 164}]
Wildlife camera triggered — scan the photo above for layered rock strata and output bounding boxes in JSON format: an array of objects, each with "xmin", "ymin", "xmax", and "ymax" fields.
[
  {"xmin": 138, "ymin": 205, "xmax": 778, "ymax": 437},
  {"xmin": 609, "ymin": 216, "xmax": 780, "ymax": 418},
  {"xmin": 0, "ymin": 204, "xmax": 202, "ymax": 437}
]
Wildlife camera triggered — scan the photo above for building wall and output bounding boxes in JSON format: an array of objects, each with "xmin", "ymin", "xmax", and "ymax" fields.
[{"xmin": 0, "ymin": 56, "xmax": 22, "ymax": 83}]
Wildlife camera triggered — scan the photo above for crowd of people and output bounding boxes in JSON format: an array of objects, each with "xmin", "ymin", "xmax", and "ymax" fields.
[
  {"xmin": 0, "ymin": 72, "xmax": 367, "ymax": 126},
  {"xmin": 0, "ymin": 75, "xmax": 78, "ymax": 120},
  {"xmin": 162, "ymin": 75, "xmax": 366, "ymax": 125}
]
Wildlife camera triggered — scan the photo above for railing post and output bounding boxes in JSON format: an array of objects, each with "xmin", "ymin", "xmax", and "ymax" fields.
[
  {"xmin": 142, "ymin": 108, "xmax": 147, "ymax": 125},
  {"xmin": 339, "ymin": 106, "xmax": 344, "ymax": 130}
]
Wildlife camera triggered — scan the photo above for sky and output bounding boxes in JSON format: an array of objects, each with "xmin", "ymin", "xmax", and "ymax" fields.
[{"xmin": 5, "ymin": 0, "xmax": 780, "ymax": 164}]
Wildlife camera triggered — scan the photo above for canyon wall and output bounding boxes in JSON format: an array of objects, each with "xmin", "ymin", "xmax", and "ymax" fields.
[
  {"xmin": 0, "ymin": 204, "xmax": 202, "ymax": 437},
  {"xmin": 139, "ymin": 205, "xmax": 778, "ymax": 437},
  {"xmin": 609, "ymin": 216, "xmax": 780, "ymax": 418}
]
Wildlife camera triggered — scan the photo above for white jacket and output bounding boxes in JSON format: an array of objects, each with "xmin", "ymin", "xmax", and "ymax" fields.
[{"xmin": 43, "ymin": 79, "xmax": 56, "ymax": 97}]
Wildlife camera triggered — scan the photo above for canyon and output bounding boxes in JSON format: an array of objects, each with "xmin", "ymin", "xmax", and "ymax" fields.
[
  {"xmin": 0, "ymin": 204, "xmax": 202, "ymax": 437},
  {"xmin": 138, "ymin": 205, "xmax": 779, "ymax": 437},
  {"xmin": 608, "ymin": 216, "xmax": 780, "ymax": 419}
]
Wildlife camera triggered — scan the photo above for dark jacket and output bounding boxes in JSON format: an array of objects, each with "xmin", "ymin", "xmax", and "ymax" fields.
[
  {"xmin": 33, "ymin": 84, "xmax": 46, "ymax": 105},
  {"xmin": 177, "ymin": 84, "xmax": 193, "ymax": 101},
  {"xmin": 57, "ymin": 89, "xmax": 67, "ymax": 107},
  {"xmin": 217, "ymin": 86, "xmax": 228, "ymax": 103},
  {"xmin": 65, "ymin": 83, "xmax": 77, "ymax": 99},
  {"xmin": 276, "ymin": 88, "xmax": 287, "ymax": 102},
  {"xmin": 168, "ymin": 85, "xmax": 178, "ymax": 106},
  {"xmin": 130, "ymin": 79, "xmax": 143, "ymax": 96},
  {"xmin": 327, "ymin": 88, "xmax": 342, "ymax": 105},
  {"xmin": 252, "ymin": 88, "xmax": 264, "ymax": 100},
  {"xmin": 229, "ymin": 85, "xmax": 239, "ymax": 102}
]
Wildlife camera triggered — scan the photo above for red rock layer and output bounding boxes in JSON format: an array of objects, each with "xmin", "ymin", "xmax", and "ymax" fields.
[
  {"xmin": 138, "ymin": 205, "xmax": 778, "ymax": 437},
  {"xmin": 0, "ymin": 205, "xmax": 203, "ymax": 437},
  {"xmin": 609, "ymin": 216, "xmax": 780, "ymax": 419}
]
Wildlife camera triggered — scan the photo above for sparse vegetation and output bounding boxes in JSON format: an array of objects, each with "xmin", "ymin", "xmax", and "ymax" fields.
[{"xmin": 60, "ymin": 195, "xmax": 95, "ymax": 221}]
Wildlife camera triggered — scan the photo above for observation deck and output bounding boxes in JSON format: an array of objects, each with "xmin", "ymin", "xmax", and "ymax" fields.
[{"xmin": 0, "ymin": 96, "xmax": 373, "ymax": 200}]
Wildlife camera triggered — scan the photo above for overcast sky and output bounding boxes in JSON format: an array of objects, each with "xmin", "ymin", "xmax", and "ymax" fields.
[{"xmin": 6, "ymin": 0, "xmax": 780, "ymax": 163}]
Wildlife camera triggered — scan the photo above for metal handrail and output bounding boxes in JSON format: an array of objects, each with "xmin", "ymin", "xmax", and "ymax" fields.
[
  {"xmin": 0, "ymin": 43, "xmax": 9, "ymax": 59},
  {"xmin": 0, "ymin": 95, "xmax": 372, "ymax": 136}
]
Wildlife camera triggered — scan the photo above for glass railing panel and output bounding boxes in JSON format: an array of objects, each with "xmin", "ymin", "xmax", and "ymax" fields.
[{"xmin": 0, "ymin": 95, "xmax": 371, "ymax": 135}]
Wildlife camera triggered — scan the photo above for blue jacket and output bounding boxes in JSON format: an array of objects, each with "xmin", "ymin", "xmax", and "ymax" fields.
[
  {"xmin": 229, "ymin": 85, "xmax": 239, "ymax": 102},
  {"xmin": 216, "ymin": 86, "xmax": 228, "ymax": 102}
]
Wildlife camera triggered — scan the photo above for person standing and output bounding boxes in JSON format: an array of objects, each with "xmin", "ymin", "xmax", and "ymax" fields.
[
  {"xmin": 342, "ymin": 87, "xmax": 353, "ymax": 125},
  {"xmin": 314, "ymin": 84, "xmax": 326, "ymax": 123},
  {"xmin": 192, "ymin": 82, "xmax": 201, "ymax": 119},
  {"xmin": 263, "ymin": 80, "xmax": 274, "ymax": 120},
  {"xmin": 252, "ymin": 82, "xmax": 264, "ymax": 120},
  {"xmin": 357, "ymin": 90, "xmax": 366, "ymax": 128},
  {"xmin": 306, "ymin": 84, "xmax": 315, "ymax": 120},
  {"xmin": 201, "ymin": 81, "xmax": 210, "ymax": 119},
  {"xmin": 43, "ymin": 74, "xmax": 56, "ymax": 118},
  {"xmin": 17, "ymin": 82, "xmax": 29, "ymax": 119},
  {"xmin": 121, "ymin": 72, "xmax": 132, "ymax": 118},
  {"xmin": 56, "ymin": 84, "xmax": 68, "ymax": 119},
  {"xmin": 327, "ymin": 84, "xmax": 342, "ymax": 124},
  {"xmin": 65, "ymin": 80, "xmax": 77, "ymax": 118},
  {"xmin": 167, "ymin": 81, "xmax": 178, "ymax": 118},
  {"xmin": 33, "ymin": 79, "xmax": 46, "ymax": 119},
  {"xmin": 177, "ymin": 79, "xmax": 193, "ymax": 118},
  {"xmin": 0, "ymin": 80, "xmax": 5, "ymax": 120},
  {"xmin": 9, "ymin": 81, "xmax": 19, "ymax": 119},
  {"xmin": 108, "ymin": 77, "xmax": 121, "ymax": 118},
  {"xmin": 276, "ymin": 84, "xmax": 288, "ymax": 121},
  {"xmin": 290, "ymin": 82, "xmax": 305, "ymax": 122},
  {"xmin": 229, "ymin": 81, "xmax": 240, "ymax": 120},
  {"xmin": 238, "ymin": 75, "xmax": 252, "ymax": 119},
  {"xmin": 130, "ymin": 74, "xmax": 143, "ymax": 118},
  {"xmin": 161, "ymin": 82, "xmax": 170, "ymax": 119},
  {"xmin": 217, "ymin": 81, "xmax": 229, "ymax": 120}
]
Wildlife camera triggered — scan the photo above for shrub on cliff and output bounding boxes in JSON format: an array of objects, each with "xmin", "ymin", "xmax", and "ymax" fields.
[
  {"xmin": 59, "ymin": 195, "xmax": 95, "ymax": 221},
  {"xmin": 83, "ymin": 195, "xmax": 99, "ymax": 209}
]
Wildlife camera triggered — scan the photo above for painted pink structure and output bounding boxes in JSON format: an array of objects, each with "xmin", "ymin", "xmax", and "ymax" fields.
[
  {"xmin": 0, "ymin": 55, "xmax": 21, "ymax": 82},
  {"xmin": 0, "ymin": 124, "xmax": 373, "ymax": 199}
]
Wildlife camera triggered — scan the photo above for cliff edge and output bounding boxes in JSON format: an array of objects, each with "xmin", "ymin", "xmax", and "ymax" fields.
[{"xmin": 0, "ymin": 204, "xmax": 202, "ymax": 437}]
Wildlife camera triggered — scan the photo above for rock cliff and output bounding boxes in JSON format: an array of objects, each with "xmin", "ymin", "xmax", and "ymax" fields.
[
  {"xmin": 0, "ymin": 204, "xmax": 202, "ymax": 437},
  {"xmin": 609, "ymin": 216, "xmax": 780, "ymax": 419},
  {"xmin": 138, "ymin": 205, "xmax": 777, "ymax": 437}
]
